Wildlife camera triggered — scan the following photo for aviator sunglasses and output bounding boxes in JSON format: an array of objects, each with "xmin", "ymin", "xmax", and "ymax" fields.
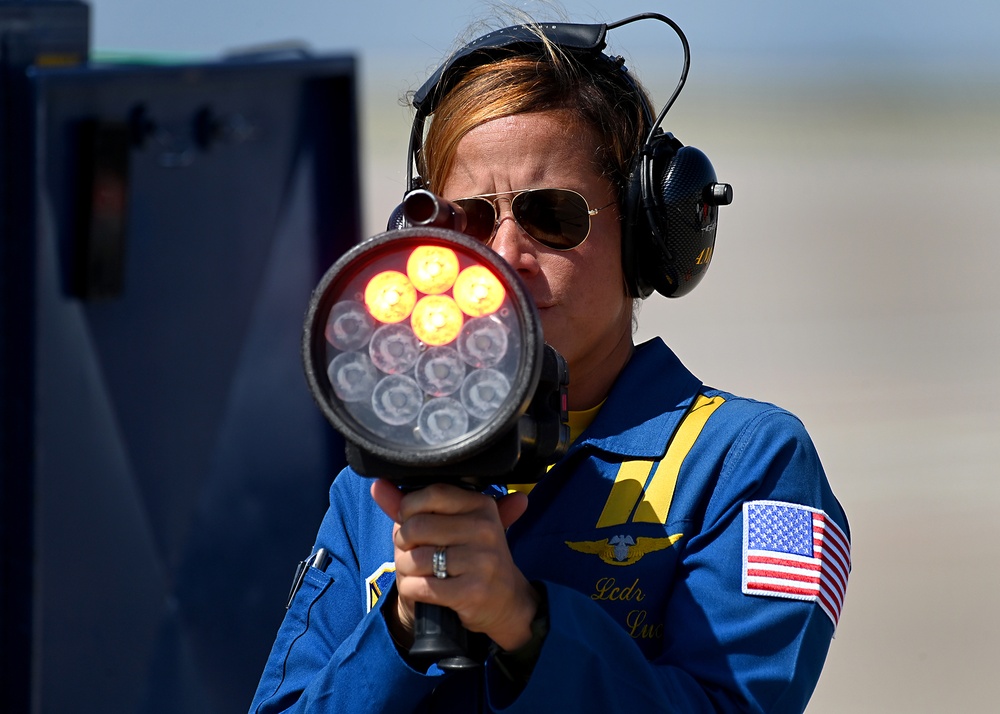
[{"xmin": 453, "ymin": 188, "xmax": 615, "ymax": 251}]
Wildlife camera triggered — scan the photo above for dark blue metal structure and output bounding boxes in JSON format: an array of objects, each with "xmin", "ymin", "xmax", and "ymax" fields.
[{"xmin": 1, "ymin": 3, "xmax": 356, "ymax": 711}]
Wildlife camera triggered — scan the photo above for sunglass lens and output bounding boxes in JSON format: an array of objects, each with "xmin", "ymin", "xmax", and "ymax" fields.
[
  {"xmin": 514, "ymin": 189, "xmax": 590, "ymax": 250},
  {"xmin": 454, "ymin": 198, "xmax": 496, "ymax": 243}
]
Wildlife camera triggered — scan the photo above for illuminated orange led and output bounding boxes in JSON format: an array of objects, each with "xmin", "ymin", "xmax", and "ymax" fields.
[
  {"xmin": 411, "ymin": 295, "xmax": 464, "ymax": 346},
  {"xmin": 453, "ymin": 265, "xmax": 506, "ymax": 317},
  {"xmin": 364, "ymin": 270, "xmax": 417, "ymax": 324},
  {"xmin": 406, "ymin": 245, "xmax": 460, "ymax": 295}
]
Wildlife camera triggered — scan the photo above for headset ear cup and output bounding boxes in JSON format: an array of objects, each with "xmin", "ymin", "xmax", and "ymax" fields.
[
  {"xmin": 653, "ymin": 144, "xmax": 723, "ymax": 298},
  {"xmin": 623, "ymin": 135, "xmax": 726, "ymax": 299},
  {"xmin": 621, "ymin": 132, "xmax": 680, "ymax": 298}
]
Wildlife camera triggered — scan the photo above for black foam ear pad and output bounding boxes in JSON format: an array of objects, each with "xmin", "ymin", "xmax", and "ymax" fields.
[{"xmin": 622, "ymin": 132, "xmax": 730, "ymax": 298}]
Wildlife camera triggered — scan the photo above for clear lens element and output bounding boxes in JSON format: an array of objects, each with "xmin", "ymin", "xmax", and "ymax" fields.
[
  {"xmin": 418, "ymin": 397, "xmax": 470, "ymax": 444},
  {"xmin": 326, "ymin": 300, "xmax": 375, "ymax": 351},
  {"xmin": 458, "ymin": 316, "xmax": 509, "ymax": 368},
  {"xmin": 327, "ymin": 351, "xmax": 378, "ymax": 402},
  {"xmin": 414, "ymin": 346, "xmax": 466, "ymax": 397},
  {"xmin": 369, "ymin": 323, "xmax": 421, "ymax": 374},
  {"xmin": 461, "ymin": 368, "xmax": 511, "ymax": 420},
  {"xmin": 372, "ymin": 374, "xmax": 423, "ymax": 425}
]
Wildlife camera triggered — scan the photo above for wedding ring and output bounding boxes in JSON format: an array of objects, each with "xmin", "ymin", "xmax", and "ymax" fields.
[{"xmin": 432, "ymin": 546, "xmax": 448, "ymax": 579}]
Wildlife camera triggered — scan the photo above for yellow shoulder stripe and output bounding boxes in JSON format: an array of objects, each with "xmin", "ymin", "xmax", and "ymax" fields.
[{"xmin": 597, "ymin": 394, "xmax": 725, "ymax": 528}]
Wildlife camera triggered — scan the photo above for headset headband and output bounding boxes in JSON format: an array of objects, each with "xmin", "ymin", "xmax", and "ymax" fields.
[{"xmin": 412, "ymin": 23, "xmax": 608, "ymax": 112}]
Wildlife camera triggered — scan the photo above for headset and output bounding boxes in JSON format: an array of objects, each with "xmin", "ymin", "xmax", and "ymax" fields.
[{"xmin": 400, "ymin": 12, "xmax": 732, "ymax": 299}]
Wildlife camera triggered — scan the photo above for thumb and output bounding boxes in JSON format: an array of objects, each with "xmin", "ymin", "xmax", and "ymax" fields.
[
  {"xmin": 496, "ymin": 491, "xmax": 529, "ymax": 529},
  {"xmin": 370, "ymin": 478, "xmax": 404, "ymax": 523}
]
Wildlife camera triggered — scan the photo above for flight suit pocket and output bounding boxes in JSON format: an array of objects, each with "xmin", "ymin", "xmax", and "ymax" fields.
[
  {"xmin": 284, "ymin": 567, "xmax": 333, "ymax": 629},
  {"xmin": 252, "ymin": 567, "xmax": 334, "ymax": 710}
]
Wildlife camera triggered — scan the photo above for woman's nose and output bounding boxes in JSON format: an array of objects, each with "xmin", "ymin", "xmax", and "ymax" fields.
[{"xmin": 489, "ymin": 215, "xmax": 539, "ymax": 275}]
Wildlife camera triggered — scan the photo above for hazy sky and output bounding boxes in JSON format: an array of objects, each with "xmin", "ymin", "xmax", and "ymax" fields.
[{"xmin": 88, "ymin": 0, "xmax": 999, "ymax": 82}]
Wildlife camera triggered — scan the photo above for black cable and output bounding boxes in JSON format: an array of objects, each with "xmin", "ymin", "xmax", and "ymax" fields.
[{"xmin": 606, "ymin": 12, "xmax": 691, "ymax": 147}]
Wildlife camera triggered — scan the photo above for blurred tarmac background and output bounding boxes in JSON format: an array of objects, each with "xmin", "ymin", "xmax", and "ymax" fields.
[{"xmin": 89, "ymin": 1, "xmax": 1000, "ymax": 710}]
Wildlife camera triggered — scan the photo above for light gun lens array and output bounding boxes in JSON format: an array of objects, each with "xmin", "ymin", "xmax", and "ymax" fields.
[{"xmin": 321, "ymin": 241, "xmax": 523, "ymax": 449}]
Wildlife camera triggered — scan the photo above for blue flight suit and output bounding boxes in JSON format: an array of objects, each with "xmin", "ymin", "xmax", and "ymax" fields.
[{"xmin": 250, "ymin": 337, "xmax": 850, "ymax": 713}]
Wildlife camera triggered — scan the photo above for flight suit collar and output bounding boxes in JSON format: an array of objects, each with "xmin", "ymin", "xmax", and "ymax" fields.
[{"xmin": 570, "ymin": 338, "xmax": 703, "ymax": 461}]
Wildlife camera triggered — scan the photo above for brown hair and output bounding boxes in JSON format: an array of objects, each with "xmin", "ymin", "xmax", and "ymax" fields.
[{"xmin": 417, "ymin": 44, "xmax": 653, "ymax": 200}]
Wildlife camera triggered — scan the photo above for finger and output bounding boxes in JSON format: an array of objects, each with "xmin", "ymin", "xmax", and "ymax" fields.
[
  {"xmin": 395, "ymin": 573, "xmax": 457, "ymax": 610},
  {"xmin": 397, "ymin": 482, "xmax": 485, "ymax": 521},
  {"xmin": 370, "ymin": 478, "xmax": 405, "ymax": 523},
  {"xmin": 394, "ymin": 544, "xmax": 460, "ymax": 579},
  {"xmin": 431, "ymin": 544, "xmax": 462, "ymax": 580},
  {"xmin": 395, "ymin": 510, "xmax": 480, "ymax": 551},
  {"xmin": 496, "ymin": 492, "xmax": 529, "ymax": 529}
]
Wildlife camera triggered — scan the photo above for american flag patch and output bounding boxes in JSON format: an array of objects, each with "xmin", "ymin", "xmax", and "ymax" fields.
[{"xmin": 742, "ymin": 500, "xmax": 851, "ymax": 628}]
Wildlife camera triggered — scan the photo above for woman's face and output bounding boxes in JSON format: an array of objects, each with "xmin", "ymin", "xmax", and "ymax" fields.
[{"xmin": 439, "ymin": 110, "xmax": 634, "ymax": 408}]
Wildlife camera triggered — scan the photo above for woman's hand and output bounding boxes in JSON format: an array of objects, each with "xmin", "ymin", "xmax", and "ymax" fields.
[{"xmin": 370, "ymin": 479, "xmax": 538, "ymax": 652}]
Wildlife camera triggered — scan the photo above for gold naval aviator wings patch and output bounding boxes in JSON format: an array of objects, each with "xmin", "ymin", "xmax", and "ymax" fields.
[{"xmin": 566, "ymin": 533, "xmax": 683, "ymax": 566}]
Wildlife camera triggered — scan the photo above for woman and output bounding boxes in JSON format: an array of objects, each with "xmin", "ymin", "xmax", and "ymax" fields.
[{"xmin": 250, "ymin": 15, "xmax": 850, "ymax": 714}]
